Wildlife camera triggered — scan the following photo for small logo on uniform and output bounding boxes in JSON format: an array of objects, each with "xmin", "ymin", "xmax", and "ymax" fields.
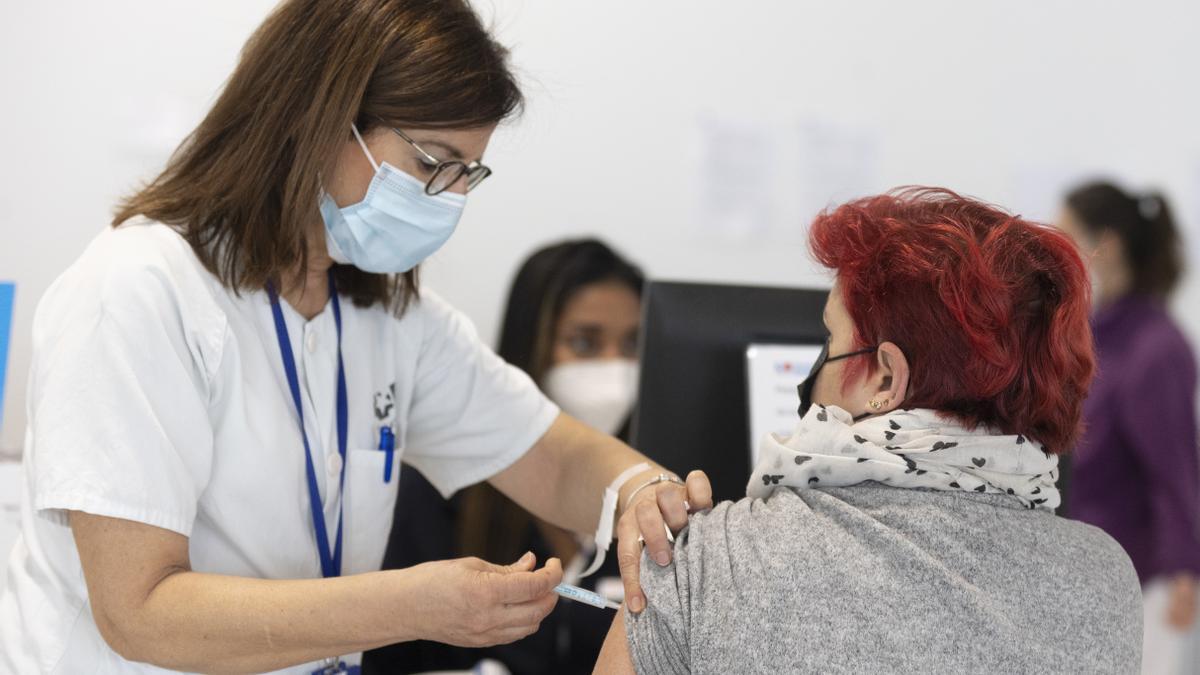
[{"xmin": 373, "ymin": 382, "xmax": 396, "ymax": 421}]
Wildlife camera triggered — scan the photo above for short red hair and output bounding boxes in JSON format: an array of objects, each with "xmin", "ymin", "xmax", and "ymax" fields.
[{"xmin": 808, "ymin": 187, "xmax": 1095, "ymax": 454}]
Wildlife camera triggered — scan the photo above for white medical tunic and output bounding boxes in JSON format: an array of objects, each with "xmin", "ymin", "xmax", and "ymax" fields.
[{"xmin": 0, "ymin": 221, "xmax": 559, "ymax": 673}]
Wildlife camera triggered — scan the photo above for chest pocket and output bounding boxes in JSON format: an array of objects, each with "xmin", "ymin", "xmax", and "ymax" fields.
[{"xmin": 342, "ymin": 433, "xmax": 403, "ymax": 575}]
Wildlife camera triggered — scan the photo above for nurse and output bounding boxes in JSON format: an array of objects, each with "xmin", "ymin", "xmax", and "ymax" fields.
[{"xmin": 0, "ymin": 1, "xmax": 709, "ymax": 673}]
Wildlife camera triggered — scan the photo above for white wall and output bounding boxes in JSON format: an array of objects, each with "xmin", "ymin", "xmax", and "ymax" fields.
[{"xmin": 3, "ymin": 0, "xmax": 1200, "ymax": 455}]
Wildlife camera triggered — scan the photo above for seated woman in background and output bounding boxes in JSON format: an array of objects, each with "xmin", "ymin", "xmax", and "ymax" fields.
[
  {"xmin": 595, "ymin": 188, "xmax": 1142, "ymax": 674},
  {"xmin": 1056, "ymin": 181, "xmax": 1199, "ymax": 675},
  {"xmin": 366, "ymin": 239, "xmax": 644, "ymax": 675}
]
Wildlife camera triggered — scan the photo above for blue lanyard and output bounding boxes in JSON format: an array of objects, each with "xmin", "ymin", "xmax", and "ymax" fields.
[{"xmin": 266, "ymin": 271, "xmax": 348, "ymax": 579}]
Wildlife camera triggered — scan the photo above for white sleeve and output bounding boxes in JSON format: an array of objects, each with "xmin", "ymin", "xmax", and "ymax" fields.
[
  {"xmin": 28, "ymin": 239, "xmax": 223, "ymax": 537},
  {"xmin": 401, "ymin": 292, "xmax": 559, "ymax": 498}
]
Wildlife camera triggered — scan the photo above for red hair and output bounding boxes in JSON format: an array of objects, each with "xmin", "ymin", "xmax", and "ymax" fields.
[{"xmin": 808, "ymin": 187, "xmax": 1095, "ymax": 454}]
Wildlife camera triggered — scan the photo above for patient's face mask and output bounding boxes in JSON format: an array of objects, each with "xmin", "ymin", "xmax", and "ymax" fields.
[
  {"xmin": 544, "ymin": 360, "xmax": 639, "ymax": 436},
  {"xmin": 796, "ymin": 340, "xmax": 877, "ymax": 419},
  {"xmin": 320, "ymin": 124, "xmax": 466, "ymax": 273}
]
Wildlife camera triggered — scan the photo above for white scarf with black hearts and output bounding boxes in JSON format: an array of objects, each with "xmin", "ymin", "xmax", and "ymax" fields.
[{"xmin": 747, "ymin": 404, "xmax": 1060, "ymax": 510}]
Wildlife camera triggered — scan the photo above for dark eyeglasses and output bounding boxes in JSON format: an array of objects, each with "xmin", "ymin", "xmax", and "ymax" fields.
[
  {"xmin": 388, "ymin": 126, "xmax": 492, "ymax": 196},
  {"xmin": 796, "ymin": 337, "xmax": 879, "ymax": 418},
  {"xmin": 811, "ymin": 340, "xmax": 878, "ymax": 375}
]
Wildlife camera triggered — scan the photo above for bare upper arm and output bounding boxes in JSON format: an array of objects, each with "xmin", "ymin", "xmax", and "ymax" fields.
[
  {"xmin": 488, "ymin": 412, "xmax": 584, "ymax": 529},
  {"xmin": 488, "ymin": 412, "xmax": 567, "ymax": 502},
  {"xmin": 69, "ymin": 511, "xmax": 191, "ymax": 655},
  {"xmin": 593, "ymin": 609, "xmax": 637, "ymax": 675}
]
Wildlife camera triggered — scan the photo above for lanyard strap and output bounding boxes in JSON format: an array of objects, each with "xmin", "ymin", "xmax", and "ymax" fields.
[{"xmin": 266, "ymin": 270, "xmax": 348, "ymax": 579}]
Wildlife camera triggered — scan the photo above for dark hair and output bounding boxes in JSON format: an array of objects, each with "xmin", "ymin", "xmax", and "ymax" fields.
[
  {"xmin": 457, "ymin": 239, "xmax": 644, "ymax": 564},
  {"xmin": 1065, "ymin": 181, "xmax": 1184, "ymax": 301},
  {"xmin": 810, "ymin": 187, "xmax": 1095, "ymax": 454},
  {"xmin": 496, "ymin": 239, "xmax": 646, "ymax": 384},
  {"xmin": 113, "ymin": 0, "xmax": 522, "ymax": 312}
]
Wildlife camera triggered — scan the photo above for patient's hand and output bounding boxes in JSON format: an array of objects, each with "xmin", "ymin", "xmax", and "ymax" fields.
[{"xmin": 615, "ymin": 469, "xmax": 712, "ymax": 614}]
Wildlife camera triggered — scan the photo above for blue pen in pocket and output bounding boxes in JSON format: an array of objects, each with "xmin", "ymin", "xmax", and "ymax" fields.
[{"xmin": 379, "ymin": 425, "xmax": 395, "ymax": 483}]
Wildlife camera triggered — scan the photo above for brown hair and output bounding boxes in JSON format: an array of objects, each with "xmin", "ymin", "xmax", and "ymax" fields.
[
  {"xmin": 113, "ymin": 0, "xmax": 522, "ymax": 310},
  {"xmin": 1065, "ymin": 180, "xmax": 1185, "ymax": 302}
]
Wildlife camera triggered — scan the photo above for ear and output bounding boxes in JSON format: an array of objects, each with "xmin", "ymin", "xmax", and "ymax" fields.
[{"xmin": 871, "ymin": 341, "xmax": 909, "ymax": 413}]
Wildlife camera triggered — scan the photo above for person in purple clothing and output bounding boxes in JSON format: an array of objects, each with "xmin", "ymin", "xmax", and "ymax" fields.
[{"xmin": 1058, "ymin": 180, "xmax": 1199, "ymax": 672}]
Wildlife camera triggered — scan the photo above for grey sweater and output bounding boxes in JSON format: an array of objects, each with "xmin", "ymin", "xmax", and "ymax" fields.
[{"xmin": 626, "ymin": 483, "xmax": 1141, "ymax": 674}]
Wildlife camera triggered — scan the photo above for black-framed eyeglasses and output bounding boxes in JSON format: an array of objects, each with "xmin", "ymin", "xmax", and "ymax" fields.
[
  {"xmin": 811, "ymin": 339, "xmax": 878, "ymax": 376},
  {"xmin": 796, "ymin": 337, "xmax": 879, "ymax": 418},
  {"xmin": 388, "ymin": 126, "xmax": 492, "ymax": 196}
]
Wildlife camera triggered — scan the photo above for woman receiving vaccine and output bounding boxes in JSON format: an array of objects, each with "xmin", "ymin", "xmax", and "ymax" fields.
[{"xmin": 369, "ymin": 239, "xmax": 644, "ymax": 674}]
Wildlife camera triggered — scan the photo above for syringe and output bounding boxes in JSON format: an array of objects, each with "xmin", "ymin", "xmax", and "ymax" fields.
[{"xmin": 553, "ymin": 583, "xmax": 621, "ymax": 610}]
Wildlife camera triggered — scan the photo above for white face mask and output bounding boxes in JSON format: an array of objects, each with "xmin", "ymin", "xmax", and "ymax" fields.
[{"xmin": 543, "ymin": 360, "xmax": 639, "ymax": 436}]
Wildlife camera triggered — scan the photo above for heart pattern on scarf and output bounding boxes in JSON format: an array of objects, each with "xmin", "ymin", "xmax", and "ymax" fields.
[{"xmin": 746, "ymin": 405, "xmax": 1060, "ymax": 511}]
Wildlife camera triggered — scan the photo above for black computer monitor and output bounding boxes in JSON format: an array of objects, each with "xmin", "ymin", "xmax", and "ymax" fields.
[{"xmin": 630, "ymin": 281, "xmax": 830, "ymax": 503}]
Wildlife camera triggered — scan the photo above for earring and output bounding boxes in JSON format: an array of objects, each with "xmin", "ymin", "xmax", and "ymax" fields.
[{"xmin": 869, "ymin": 398, "xmax": 889, "ymax": 411}]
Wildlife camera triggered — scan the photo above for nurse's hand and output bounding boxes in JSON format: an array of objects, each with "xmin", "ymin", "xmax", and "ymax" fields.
[
  {"xmin": 408, "ymin": 552, "xmax": 562, "ymax": 647},
  {"xmin": 616, "ymin": 469, "xmax": 713, "ymax": 614}
]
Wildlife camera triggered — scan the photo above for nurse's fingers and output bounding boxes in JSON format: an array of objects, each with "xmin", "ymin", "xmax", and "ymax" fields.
[
  {"xmin": 487, "ymin": 556, "xmax": 563, "ymax": 604},
  {"xmin": 490, "ymin": 622, "xmax": 545, "ymax": 646},
  {"xmin": 495, "ymin": 588, "xmax": 559, "ymax": 630},
  {"xmin": 495, "ymin": 550, "xmax": 537, "ymax": 573},
  {"xmin": 615, "ymin": 506, "xmax": 646, "ymax": 613},
  {"xmin": 685, "ymin": 470, "xmax": 714, "ymax": 512},
  {"xmin": 636, "ymin": 498, "xmax": 672, "ymax": 567},
  {"xmin": 656, "ymin": 482, "xmax": 689, "ymax": 532}
]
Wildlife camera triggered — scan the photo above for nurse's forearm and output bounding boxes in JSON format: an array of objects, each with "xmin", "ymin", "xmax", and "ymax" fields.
[
  {"xmin": 73, "ymin": 510, "xmax": 565, "ymax": 671},
  {"xmin": 120, "ymin": 569, "xmax": 419, "ymax": 671},
  {"xmin": 70, "ymin": 511, "xmax": 422, "ymax": 672},
  {"xmin": 492, "ymin": 413, "xmax": 664, "ymax": 535},
  {"xmin": 496, "ymin": 414, "xmax": 714, "ymax": 615}
]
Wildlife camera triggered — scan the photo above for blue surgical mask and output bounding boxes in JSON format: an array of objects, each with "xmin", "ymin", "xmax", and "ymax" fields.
[{"xmin": 320, "ymin": 124, "xmax": 466, "ymax": 273}]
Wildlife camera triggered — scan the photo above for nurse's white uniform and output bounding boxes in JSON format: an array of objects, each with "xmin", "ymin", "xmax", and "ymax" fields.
[{"xmin": 0, "ymin": 221, "xmax": 559, "ymax": 673}]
